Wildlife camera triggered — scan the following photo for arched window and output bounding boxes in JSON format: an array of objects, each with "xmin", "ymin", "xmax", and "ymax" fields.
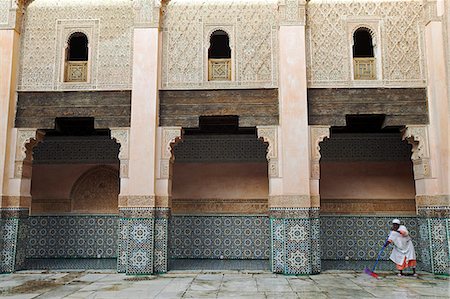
[
  {"xmin": 208, "ymin": 30, "xmax": 232, "ymax": 81},
  {"xmin": 65, "ymin": 32, "xmax": 89, "ymax": 82},
  {"xmin": 352, "ymin": 28, "xmax": 375, "ymax": 80}
]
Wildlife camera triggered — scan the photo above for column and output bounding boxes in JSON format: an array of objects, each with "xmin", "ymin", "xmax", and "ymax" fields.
[
  {"xmin": 0, "ymin": 3, "xmax": 30, "ymax": 273},
  {"xmin": 117, "ymin": 25, "xmax": 161, "ymax": 274},
  {"xmin": 154, "ymin": 126, "xmax": 181, "ymax": 273},
  {"xmin": 269, "ymin": 0, "xmax": 319, "ymax": 274},
  {"xmin": 407, "ymin": 0, "xmax": 450, "ymax": 275}
]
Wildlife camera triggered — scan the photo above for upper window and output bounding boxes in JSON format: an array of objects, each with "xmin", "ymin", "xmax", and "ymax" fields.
[
  {"xmin": 208, "ymin": 30, "xmax": 232, "ymax": 81},
  {"xmin": 65, "ymin": 32, "xmax": 89, "ymax": 82},
  {"xmin": 352, "ymin": 28, "xmax": 375, "ymax": 80}
]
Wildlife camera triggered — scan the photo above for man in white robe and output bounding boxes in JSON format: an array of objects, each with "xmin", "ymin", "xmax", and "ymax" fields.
[{"xmin": 385, "ymin": 219, "xmax": 417, "ymax": 276}]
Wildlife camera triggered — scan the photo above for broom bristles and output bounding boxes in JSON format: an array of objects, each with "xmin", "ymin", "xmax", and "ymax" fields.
[{"xmin": 364, "ymin": 267, "xmax": 379, "ymax": 279}]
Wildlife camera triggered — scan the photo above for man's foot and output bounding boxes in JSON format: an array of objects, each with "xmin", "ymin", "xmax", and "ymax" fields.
[
  {"xmin": 397, "ymin": 273, "xmax": 403, "ymax": 277},
  {"xmin": 413, "ymin": 273, "xmax": 418, "ymax": 277}
]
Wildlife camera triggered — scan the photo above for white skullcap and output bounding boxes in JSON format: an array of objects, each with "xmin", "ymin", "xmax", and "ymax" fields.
[{"xmin": 392, "ymin": 219, "xmax": 401, "ymax": 224}]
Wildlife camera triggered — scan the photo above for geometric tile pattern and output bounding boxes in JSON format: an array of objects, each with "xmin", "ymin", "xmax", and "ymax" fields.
[
  {"xmin": 0, "ymin": 208, "xmax": 29, "ymax": 273},
  {"xmin": 170, "ymin": 216, "xmax": 270, "ymax": 260},
  {"xmin": 320, "ymin": 216, "xmax": 419, "ymax": 261},
  {"xmin": 117, "ymin": 218, "xmax": 128, "ymax": 273},
  {"xmin": 126, "ymin": 218, "xmax": 154, "ymax": 275},
  {"xmin": 27, "ymin": 216, "xmax": 118, "ymax": 258},
  {"xmin": 270, "ymin": 208, "xmax": 320, "ymax": 275},
  {"xmin": 418, "ymin": 213, "xmax": 450, "ymax": 275},
  {"xmin": 118, "ymin": 207, "xmax": 156, "ymax": 275},
  {"xmin": 154, "ymin": 212, "xmax": 169, "ymax": 273},
  {"xmin": 0, "ymin": 219, "xmax": 20, "ymax": 273}
]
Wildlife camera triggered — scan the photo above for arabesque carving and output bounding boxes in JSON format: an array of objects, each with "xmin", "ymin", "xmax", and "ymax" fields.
[
  {"xmin": 306, "ymin": 0, "xmax": 426, "ymax": 87},
  {"xmin": 402, "ymin": 125, "xmax": 431, "ymax": 180},
  {"xmin": 278, "ymin": 0, "xmax": 306, "ymax": 25},
  {"xmin": 14, "ymin": 129, "xmax": 44, "ymax": 178},
  {"xmin": 18, "ymin": 0, "xmax": 133, "ymax": 91},
  {"xmin": 309, "ymin": 126, "xmax": 330, "ymax": 180},
  {"xmin": 111, "ymin": 128, "xmax": 130, "ymax": 178},
  {"xmin": 257, "ymin": 126, "xmax": 279, "ymax": 178},
  {"xmin": 161, "ymin": 0, "xmax": 278, "ymax": 89},
  {"xmin": 159, "ymin": 127, "xmax": 182, "ymax": 179}
]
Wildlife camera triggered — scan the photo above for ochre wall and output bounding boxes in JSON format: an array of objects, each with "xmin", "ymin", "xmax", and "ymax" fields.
[
  {"xmin": 172, "ymin": 162, "xmax": 269, "ymax": 214},
  {"xmin": 320, "ymin": 161, "xmax": 416, "ymax": 215},
  {"xmin": 31, "ymin": 163, "xmax": 119, "ymax": 214}
]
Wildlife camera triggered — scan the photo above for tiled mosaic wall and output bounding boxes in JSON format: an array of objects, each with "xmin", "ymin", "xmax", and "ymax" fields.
[
  {"xmin": 320, "ymin": 216, "xmax": 419, "ymax": 262},
  {"xmin": 417, "ymin": 207, "xmax": 450, "ymax": 275},
  {"xmin": 0, "ymin": 208, "xmax": 29, "ymax": 273},
  {"xmin": 154, "ymin": 209, "xmax": 170, "ymax": 273},
  {"xmin": 27, "ymin": 215, "xmax": 118, "ymax": 258},
  {"xmin": 270, "ymin": 208, "xmax": 320, "ymax": 275},
  {"xmin": 170, "ymin": 216, "xmax": 270, "ymax": 260},
  {"xmin": 118, "ymin": 207, "xmax": 157, "ymax": 275}
]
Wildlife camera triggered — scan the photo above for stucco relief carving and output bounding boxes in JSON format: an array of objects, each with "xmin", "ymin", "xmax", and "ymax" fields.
[
  {"xmin": 161, "ymin": 0, "xmax": 278, "ymax": 89},
  {"xmin": 0, "ymin": 0, "xmax": 28, "ymax": 30},
  {"xmin": 132, "ymin": 0, "xmax": 161, "ymax": 27},
  {"xmin": 278, "ymin": 0, "xmax": 306, "ymax": 25},
  {"xmin": 111, "ymin": 128, "xmax": 130, "ymax": 178},
  {"xmin": 18, "ymin": 0, "xmax": 133, "ymax": 91},
  {"xmin": 309, "ymin": 126, "xmax": 330, "ymax": 180},
  {"xmin": 257, "ymin": 126, "xmax": 279, "ymax": 178},
  {"xmin": 54, "ymin": 19, "xmax": 99, "ymax": 90},
  {"xmin": 306, "ymin": 0, "xmax": 426, "ymax": 88},
  {"xmin": 14, "ymin": 129, "xmax": 44, "ymax": 178},
  {"xmin": 402, "ymin": 125, "xmax": 431, "ymax": 180},
  {"xmin": 159, "ymin": 127, "xmax": 182, "ymax": 179}
]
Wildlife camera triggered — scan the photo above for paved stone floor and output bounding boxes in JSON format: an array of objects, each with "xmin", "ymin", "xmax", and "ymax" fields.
[{"xmin": 0, "ymin": 270, "xmax": 448, "ymax": 299}]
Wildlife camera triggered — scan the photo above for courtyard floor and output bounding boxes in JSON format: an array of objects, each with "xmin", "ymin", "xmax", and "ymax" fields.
[{"xmin": 0, "ymin": 270, "xmax": 448, "ymax": 299}]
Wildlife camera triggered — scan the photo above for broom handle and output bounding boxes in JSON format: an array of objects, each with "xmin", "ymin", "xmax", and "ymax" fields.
[{"xmin": 372, "ymin": 233, "xmax": 391, "ymax": 272}]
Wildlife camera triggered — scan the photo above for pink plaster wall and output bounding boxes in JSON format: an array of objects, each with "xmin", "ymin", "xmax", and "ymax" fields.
[
  {"xmin": 31, "ymin": 163, "xmax": 119, "ymax": 214},
  {"xmin": 172, "ymin": 163, "xmax": 269, "ymax": 199},
  {"xmin": 320, "ymin": 161, "xmax": 415, "ymax": 199}
]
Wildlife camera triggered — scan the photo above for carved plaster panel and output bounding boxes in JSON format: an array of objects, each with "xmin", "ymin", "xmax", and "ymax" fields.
[
  {"xmin": 161, "ymin": 0, "xmax": 278, "ymax": 89},
  {"xmin": 132, "ymin": 0, "xmax": 159, "ymax": 27},
  {"xmin": 14, "ymin": 129, "xmax": 44, "ymax": 178},
  {"xmin": 257, "ymin": 126, "xmax": 279, "ymax": 178},
  {"xmin": 402, "ymin": 125, "xmax": 431, "ymax": 179},
  {"xmin": 54, "ymin": 19, "xmax": 99, "ymax": 90},
  {"xmin": 18, "ymin": 0, "xmax": 133, "ymax": 91},
  {"xmin": 309, "ymin": 126, "xmax": 330, "ymax": 180},
  {"xmin": 307, "ymin": 0, "xmax": 426, "ymax": 88},
  {"xmin": 278, "ymin": 0, "xmax": 306, "ymax": 26},
  {"xmin": 159, "ymin": 127, "xmax": 182, "ymax": 179},
  {"xmin": 111, "ymin": 128, "xmax": 130, "ymax": 178},
  {"xmin": 0, "ymin": 0, "xmax": 26, "ymax": 30}
]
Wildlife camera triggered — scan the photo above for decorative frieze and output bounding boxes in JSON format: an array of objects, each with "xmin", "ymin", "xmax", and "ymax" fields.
[
  {"xmin": 269, "ymin": 207, "xmax": 319, "ymax": 219},
  {"xmin": 172, "ymin": 198, "xmax": 268, "ymax": 215}
]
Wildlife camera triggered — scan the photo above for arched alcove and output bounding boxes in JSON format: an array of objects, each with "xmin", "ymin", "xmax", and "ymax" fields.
[{"xmin": 70, "ymin": 166, "xmax": 119, "ymax": 214}]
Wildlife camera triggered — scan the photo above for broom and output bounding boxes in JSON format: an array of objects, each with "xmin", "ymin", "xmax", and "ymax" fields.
[{"xmin": 364, "ymin": 234, "xmax": 390, "ymax": 279}]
